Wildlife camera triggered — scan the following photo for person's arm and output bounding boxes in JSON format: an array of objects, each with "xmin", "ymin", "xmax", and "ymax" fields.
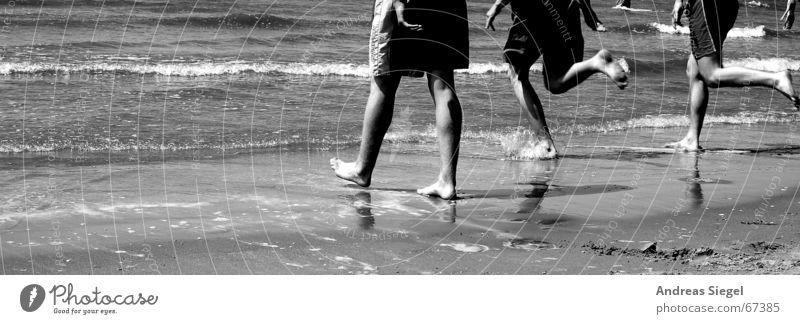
[
  {"xmin": 672, "ymin": 0, "xmax": 686, "ymax": 28},
  {"xmin": 394, "ymin": 0, "xmax": 422, "ymax": 31},
  {"xmin": 485, "ymin": 0, "xmax": 513, "ymax": 31},
  {"xmin": 781, "ymin": 0, "xmax": 796, "ymax": 30},
  {"xmin": 576, "ymin": 0, "xmax": 605, "ymax": 32}
]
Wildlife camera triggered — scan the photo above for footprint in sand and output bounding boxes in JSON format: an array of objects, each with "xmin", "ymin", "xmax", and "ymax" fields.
[{"xmin": 440, "ymin": 243, "xmax": 490, "ymax": 253}]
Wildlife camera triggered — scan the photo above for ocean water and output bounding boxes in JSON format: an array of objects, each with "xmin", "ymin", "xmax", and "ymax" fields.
[
  {"xmin": 3, "ymin": 0, "xmax": 800, "ymax": 274},
  {"xmin": 1, "ymin": 0, "xmax": 799, "ymax": 157}
]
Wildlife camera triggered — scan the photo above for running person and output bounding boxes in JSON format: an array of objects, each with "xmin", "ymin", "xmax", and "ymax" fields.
[
  {"xmin": 485, "ymin": 0, "xmax": 629, "ymax": 159},
  {"xmin": 667, "ymin": 0, "xmax": 800, "ymax": 151},
  {"xmin": 331, "ymin": 0, "xmax": 469, "ymax": 199}
]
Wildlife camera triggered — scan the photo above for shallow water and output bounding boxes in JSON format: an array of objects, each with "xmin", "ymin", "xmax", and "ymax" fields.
[
  {"xmin": 2, "ymin": 1, "xmax": 800, "ymax": 274},
  {"xmin": 1, "ymin": 126, "xmax": 798, "ymax": 274},
  {"xmin": 2, "ymin": 0, "xmax": 800, "ymax": 154}
]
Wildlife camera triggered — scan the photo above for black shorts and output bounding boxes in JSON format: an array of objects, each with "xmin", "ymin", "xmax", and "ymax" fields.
[
  {"xmin": 688, "ymin": 0, "xmax": 739, "ymax": 59},
  {"xmin": 503, "ymin": 0, "xmax": 583, "ymax": 76},
  {"xmin": 389, "ymin": 0, "xmax": 470, "ymax": 75}
]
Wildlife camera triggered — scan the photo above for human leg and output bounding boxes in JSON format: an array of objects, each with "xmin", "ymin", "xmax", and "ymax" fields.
[
  {"xmin": 416, "ymin": 69, "xmax": 462, "ymax": 199},
  {"xmin": 506, "ymin": 51, "xmax": 558, "ymax": 159},
  {"xmin": 667, "ymin": 54, "xmax": 708, "ymax": 151},
  {"xmin": 331, "ymin": 74, "xmax": 402, "ymax": 186},
  {"xmin": 694, "ymin": 53, "xmax": 799, "ymax": 107},
  {"xmin": 543, "ymin": 49, "xmax": 628, "ymax": 94}
]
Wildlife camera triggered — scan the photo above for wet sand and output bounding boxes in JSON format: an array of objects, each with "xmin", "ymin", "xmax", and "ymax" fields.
[{"xmin": 1, "ymin": 126, "xmax": 800, "ymax": 275}]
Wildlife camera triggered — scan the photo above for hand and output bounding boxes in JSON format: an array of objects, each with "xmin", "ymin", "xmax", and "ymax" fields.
[
  {"xmin": 399, "ymin": 20, "xmax": 423, "ymax": 31},
  {"xmin": 781, "ymin": 6, "xmax": 795, "ymax": 29},
  {"xmin": 672, "ymin": 0, "xmax": 685, "ymax": 28},
  {"xmin": 596, "ymin": 23, "xmax": 607, "ymax": 32},
  {"xmin": 485, "ymin": 5, "xmax": 501, "ymax": 31}
]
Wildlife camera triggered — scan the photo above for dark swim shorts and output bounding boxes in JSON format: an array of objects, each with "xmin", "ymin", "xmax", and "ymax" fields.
[
  {"xmin": 688, "ymin": 0, "xmax": 739, "ymax": 59},
  {"xmin": 389, "ymin": 0, "xmax": 470, "ymax": 75},
  {"xmin": 503, "ymin": 0, "xmax": 583, "ymax": 76}
]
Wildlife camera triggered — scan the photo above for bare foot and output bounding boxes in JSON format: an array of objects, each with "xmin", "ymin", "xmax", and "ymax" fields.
[
  {"xmin": 330, "ymin": 158, "xmax": 370, "ymax": 187},
  {"xmin": 596, "ymin": 23, "xmax": 607, "ymax": 32},
  {"xmin": 530, "ymin": 138, "xmax": 558, "ymax": 160},
  {"xmin": 665, "ymin": 137, "xmax": 703, "ymax": 152},
  {"xmin": 774, "ymin": 70, "xmax": 800, "ymax": 110},
  {"xmin": 595, "ymin": 49, "xmax": 628, "ymax": 89},
  {"xmin": 417, "ymin": 179, "xmax": 456, "ymax": 200}
]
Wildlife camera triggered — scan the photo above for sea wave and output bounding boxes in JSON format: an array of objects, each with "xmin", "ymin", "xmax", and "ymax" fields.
[
  {"xmin": 385, "ymin": 112, "xmax": 799, "ymax": 144},
  {"xmin": 1, "ymin": 112, "xmax": 795, "ymax": 153},
  {"xmin": 2, "ymin": 57, "xmax": 798, "ymax": 77},
  {"xmin": 0, "ymin": 61, "xmax": 540, "ymax": 77},
  {"xmin": 726, "ymin": 57, "xmax": 800, "ymax": 72},
  {"xmin": 10, "ymin": 12, "xmax": 329, "ymax": 29},
  {"xmin": 0, "ymin": 61, "xmax": 373, "ymax": 77},
  {"xmin": 649, "ymin": 23, "xmax": 766, "ymax": 38}
]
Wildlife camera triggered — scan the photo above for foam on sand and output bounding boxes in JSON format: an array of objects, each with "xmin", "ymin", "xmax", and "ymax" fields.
[{"xmin": 440, "ymin": 243, "xmax": 490, "ymax": 253}]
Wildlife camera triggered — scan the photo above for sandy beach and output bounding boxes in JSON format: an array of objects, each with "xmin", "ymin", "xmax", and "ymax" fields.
[{"xmin": 1, "ymin": 124, "xmax": 798, "ymax": 275}]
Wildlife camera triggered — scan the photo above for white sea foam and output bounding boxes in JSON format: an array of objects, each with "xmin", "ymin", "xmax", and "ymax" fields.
[
  {"xmin": 5, "ymin": 56, "xmax": 792, "ymax": 78},
  {"xmin": 0, "ymin": 61, "xmax": 541, "ymax": 77},
  {"xmin": 97, "ymin": 202, "xmax": 210, "ymax": 212},
  {"xmin": 726, "ymin": 57, "xmax": 800, "ymax": 72},
  {"xmin": 745, "ymin": 1, "xmax": 769, "ymax": 8},
  {"xmin": 649, "ymin": 23, "xmax": 766, "ymax": 38},
  {"xmin": 385, "ymin": 112, "xmax": 798, "ymax": 144},
  {"xmin": 0, "ymin": 61, "xmax": 372, "ymax": 77}
]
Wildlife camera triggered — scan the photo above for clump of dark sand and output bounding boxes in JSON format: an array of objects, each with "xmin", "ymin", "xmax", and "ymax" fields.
[{"xmin": 581, "ymin": 241, "xmax": 714, "ymax": 261}]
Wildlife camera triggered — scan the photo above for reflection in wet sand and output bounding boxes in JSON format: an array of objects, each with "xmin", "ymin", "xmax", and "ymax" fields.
[
  {"xmin": 346, "ymin": 191, "xmax": 375, "ymax": 230},
  {"xmin": 682, "ymin": 153, "xmax": 704, "ymax": 210}
]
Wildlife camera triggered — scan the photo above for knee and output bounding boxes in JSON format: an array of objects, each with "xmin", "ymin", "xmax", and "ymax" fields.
[
  {"xmin": 372, "ymin": 75, "xmax": 400, "ymax": 96},
  {"xmin": 700, "ymin": 71, "xmax": 721, "ymax": 88},
  {"xmin": 685, "ymin": 65, "xmax": 696, "ymax": 79},
  {"xmin": 507, "ymin": 66, "xmax": 529, "ymax": 83},
  {"xmin": 431, "ymin": 84, "xmax": 459, "ymax": 107},
  {"xmin": 544, "ymin": 79, "xmax": 568, "ymax": 94}
]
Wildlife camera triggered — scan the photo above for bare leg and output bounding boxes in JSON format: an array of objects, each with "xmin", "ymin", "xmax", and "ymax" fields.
[
  {"xmin": 545, "ymin": 49, "xmax": 628, "ymax": 94},
  {"xmin": 507, "ymin": 57, "xmax": 558, "ymax": 159},
  {"xmin": 694, "ymin": 53, "xmax": 799, "ymax": 108},
  {"xmin": 416, "ymin": 69, "xmax": 461, "ymax": 200},
  {"xmin": 668, "ymin": 52, "xmax": 800, "ymax": 150},
  {"xmin": 667, "ymin": 55, "xmax": 707, "ymax": 151},
  {"xmin": 331, "ymin": 74, "xmax": 401, "ymax": 186}
]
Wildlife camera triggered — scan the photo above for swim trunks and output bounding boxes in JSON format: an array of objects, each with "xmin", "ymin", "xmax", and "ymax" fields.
[
  {"xmin": 369, "ymin": 0, "xmax": 469, "ymax": 77},
  {"xmin": 687, "ymin": 0, "xmax": 739, "ymax": 59},
  {"xmin": 503, "ymin": 0, "xmax": 584, "ymax": 76}
]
